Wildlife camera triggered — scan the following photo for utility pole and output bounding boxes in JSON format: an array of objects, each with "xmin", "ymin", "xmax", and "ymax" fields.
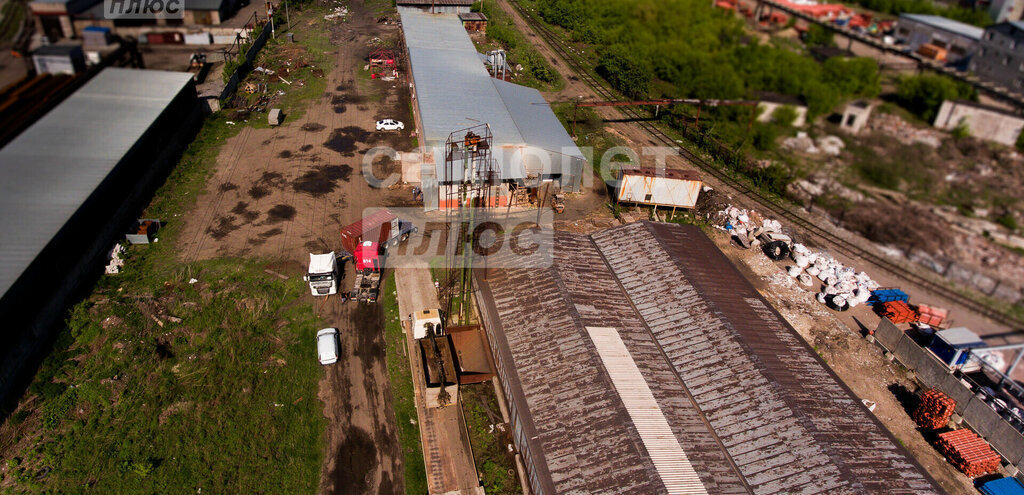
[{"xmin": 285, "ymin": 0, "xmax": 291, "ymax": 30}]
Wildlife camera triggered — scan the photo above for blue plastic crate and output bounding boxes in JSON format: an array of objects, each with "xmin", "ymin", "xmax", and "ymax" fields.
[{"xmin": 980, "ymin": 477, "xmax": 1024, "ymax": 495}]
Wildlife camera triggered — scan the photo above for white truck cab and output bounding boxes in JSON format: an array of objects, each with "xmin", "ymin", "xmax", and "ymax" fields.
[
  {"xmin": 412, "ymin": 309, "xmax": 443, "ymax": 340},
  {"xmin": 304, "ymin": 252, "xmax": 338, "ymax": 296}
]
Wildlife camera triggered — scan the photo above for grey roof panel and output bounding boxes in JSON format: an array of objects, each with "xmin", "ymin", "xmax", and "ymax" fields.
[
  {"xmin": 492, "ymin": 79, "xmax": 584, "ymax": 160},
  {"xmin": 900, "ymin": 13, "xmax": 984, "ymax": 40},
  {"xmin": 399, "ymin": 7, "xmax": 584, "ymax": 182},
  {"xmin": 0, "ymin": 68, "xmax": 194, "ymax": 299}
]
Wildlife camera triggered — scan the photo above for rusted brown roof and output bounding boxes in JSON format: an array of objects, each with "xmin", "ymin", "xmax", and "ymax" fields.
[
  {"xmin": 618, "ymin": 166, "xmax": 701, "ymax": 182},
  {"xmin": 474, "ymin": 222, "xmax": 941, "ymax": 494}
]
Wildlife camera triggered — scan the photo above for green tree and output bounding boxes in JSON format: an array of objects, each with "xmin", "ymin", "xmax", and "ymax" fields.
[
  {"xmin": 896, "ymin": 74, "xmax": 975, "ymax": 122},
  {"xmin": 771, "ymin": 105, "xmax": 799, "ymax": 126},
  {"xmin": 823, "ymin": 57, "xmax": 880, "ymax": 97},
  {"xmin": 804, "ymin": 24, "xmax": 836, "ymax": 47},
  {"xmin": 597, "ymin": 44, "xmax": 653, "ymax": 99}
]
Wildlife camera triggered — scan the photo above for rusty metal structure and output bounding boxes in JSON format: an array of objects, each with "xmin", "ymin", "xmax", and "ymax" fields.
[
  {"xmin": 368, "ymin": 46, "xmax": 399, "ymax": 79},
  {"xmin": 441, "ymin": 124, "xmax": 497, "ymax": 326},
  {"xmin": 474, "ymin": 222, "xmax": 941, "ymax": 495}
]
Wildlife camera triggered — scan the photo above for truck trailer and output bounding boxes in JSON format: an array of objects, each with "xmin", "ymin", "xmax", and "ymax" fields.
[
  {"xmin": 339, "ymin": 209, "xmax": 417, "ymax": 254},
  {"xmin": 341, "ymin": 211, "xmax": 416, "ymax": 303}
]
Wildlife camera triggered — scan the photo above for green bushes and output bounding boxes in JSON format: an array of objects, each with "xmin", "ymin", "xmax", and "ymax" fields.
[
  {"xmin": 480, "ymin": 0, "xmax": 562, "ymax": 90},
  {"xmin": 896, "ymin": 73, "xmax": 976, "ymax": 122},
  {"xmin": 536, "ymin": 0, "xmax": 879, "ymax": 118},
  {"xmin": 596, "ymin": 44, "xmax": 652, "ymax": 99},
  {"xmin": 804, "ymin": 24, "xmax": 835, "ymax": 47}
]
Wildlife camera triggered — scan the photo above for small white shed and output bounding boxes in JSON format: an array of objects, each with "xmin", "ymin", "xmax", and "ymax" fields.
[{"xmin": 616, "ymin": 167, "xmax": 703, "ymax": 209}]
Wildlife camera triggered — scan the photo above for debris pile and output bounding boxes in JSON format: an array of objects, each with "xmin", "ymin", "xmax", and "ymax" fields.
[
  {"xmin": 781, "ymin": 132, "xmax": 845, "ymax": 156},
  {"xmin": 935, "ymin": 429, "xmax": 1002, "ymax": 477},
  {"xmin": 105, "ymin": 243, "xmax": 126, "ymax": 275},
  {"xmin": 716, "ymin": 205, "xmax": 879, "ymax": 311},
  {"xmin": 913, "ymin": 389, "xmax": 956, "ymax": 430},
  {"xmin": 868, "ymin": 112, "xmax": 943, "ymax": 148},
  {"xmin": 324, "ymin": 5, "xmax": 349, "ymax": 21}
]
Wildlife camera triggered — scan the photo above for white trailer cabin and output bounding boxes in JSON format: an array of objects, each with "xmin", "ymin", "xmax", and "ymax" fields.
[{"xmin": 616, "ymin": 167, "xmax": 702, "ymax": 209}]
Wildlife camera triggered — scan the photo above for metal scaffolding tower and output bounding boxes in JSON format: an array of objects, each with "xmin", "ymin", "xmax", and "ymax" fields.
[{"xmin": 441, "ymin": 124, "xmax": 497, "ymax": 326}]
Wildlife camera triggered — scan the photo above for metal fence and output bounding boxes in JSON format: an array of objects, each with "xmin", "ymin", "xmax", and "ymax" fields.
[
  {"xmin": 874, "ymin": 318, "xmax": 1024, "ymax": 476},
  {"xmin": 219, "ymin": 12, "xmax": 271, "ymax": 101}
]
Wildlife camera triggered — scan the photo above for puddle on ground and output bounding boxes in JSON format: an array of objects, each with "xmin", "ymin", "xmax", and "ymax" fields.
[
  {"xmin": 206, "ymin": 215, "xmax": 239, "ymax": 240},
  {"xmin": 292, "ymin": 165, "xmax": 353, "ymax": 197},
  {"xmin": 266, "ymin": 204, "xmax": 297, "ymax": 223},
  {"xmin": 324, "ymin": 126, "xmax": 372, "ymax": 155},
  {"xmin": 301, "ymin": 123, "xmax": 326, "ymax": 132}
]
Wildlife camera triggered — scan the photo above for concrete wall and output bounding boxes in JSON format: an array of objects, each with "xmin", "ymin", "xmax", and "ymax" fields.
[
  {"xmin": 934, "ymin": 100, "xmax": 1024, "ymax": 146},
  {"xmin": 874, "ymin": 318, "xmax": 1024, "ymax": 473}
]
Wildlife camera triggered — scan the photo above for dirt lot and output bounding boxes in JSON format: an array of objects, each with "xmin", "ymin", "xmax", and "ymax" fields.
[{"xmin": 176, "ymin": 2, "xmax": 416, "ymax": 493}]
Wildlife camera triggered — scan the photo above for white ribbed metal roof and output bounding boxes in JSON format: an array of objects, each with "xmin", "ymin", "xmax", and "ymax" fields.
[
  {"xmin": 586, "ymin": 326, "xmax": 709, "ymax": 495},
  {"xmin": 0, "ymin": 68, "xmax": 194, "ymax": 300},
  {"xmin": 900, "ymin": 13, "xmax": 984, "ymax": 40},
  {"xmin": 398, "ymin": 6, "xmax": 583, "ymax": 182}
]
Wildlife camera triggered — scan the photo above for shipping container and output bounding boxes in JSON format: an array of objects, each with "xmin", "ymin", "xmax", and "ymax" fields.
[
  {"xmin": 616, "ymin": 167, "xmax": 702, "ymax": 208},
  {"xmin": 340, "ymin": 210, "xmax": 398, "ymax": 255}
]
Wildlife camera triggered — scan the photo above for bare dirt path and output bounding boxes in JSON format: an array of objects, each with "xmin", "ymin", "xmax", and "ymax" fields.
[
  {"xmin": 395, "ymin": 268, "xmax": 484, "ymax": 494},
  {"xmin": 174, "ymin": 2, "xmax": 419, "ymax": 493}
]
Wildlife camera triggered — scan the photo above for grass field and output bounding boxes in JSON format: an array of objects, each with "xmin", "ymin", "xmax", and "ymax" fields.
[
  {"xmin": 0, "ymin": 36, "xmax": 334, "ymax": 489},
  {"xmin": 381, "ymin": 273, "xmax": 429, "ymax": 495}
]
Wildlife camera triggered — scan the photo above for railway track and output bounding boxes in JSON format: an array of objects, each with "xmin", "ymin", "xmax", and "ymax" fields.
[{"xmin": 505, "ymin": 0, "xmax": 1024, "ymax": 330}]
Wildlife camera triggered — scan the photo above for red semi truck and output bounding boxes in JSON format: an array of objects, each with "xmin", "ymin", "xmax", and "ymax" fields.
[{"xmin": 340, "ymin": 209, "xmax": 416, "ymax": 302}]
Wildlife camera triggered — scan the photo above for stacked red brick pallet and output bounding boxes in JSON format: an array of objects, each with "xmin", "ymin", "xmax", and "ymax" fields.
[
  {"xmin": 917, "ymin": 305, "xmax": 948, "ymax": 327},
  {"xmin": 880, "ymin": 300, "xmax": 919, "ymax": 324},
  {"xmin": 936, "ymin": 429, "xmax": 1002, "ymax": 477},
  {"xmin": 913, "ymin": 390, "xmax": 956, "ymax": 430}
]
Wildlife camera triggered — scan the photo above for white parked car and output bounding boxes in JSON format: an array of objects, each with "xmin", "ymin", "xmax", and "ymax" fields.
[
  {"xmin": 317, "ymin": 328, "xmax": 339, "ymax": 365},
  {"xmin": 375, "ymin": 119, "xmax": 404, "ymax": 131}
]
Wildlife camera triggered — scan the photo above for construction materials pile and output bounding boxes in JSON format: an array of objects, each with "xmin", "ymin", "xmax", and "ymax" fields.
[
  {"xmin": 917, "ymin": 304, "xmax": 949, "ymax": 327},
  {"xmin": 880, "ymin": 300, "xmax": 918, "ymax": 324},
  {"xmin": 716, "ymin": 205, "xmax": 879, "ymax": 312},
  {"xmin": 935, "ymin": 429, "xmax": 1002, "ymax": 477},
  {"xmin": 913, "ymin": 390, "xmax": 956, "ymax": 430}
]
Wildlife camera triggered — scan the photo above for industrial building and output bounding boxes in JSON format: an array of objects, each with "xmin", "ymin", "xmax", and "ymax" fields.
[
  {"xmin": 398, "ymin": 7, "xmax": 586, "ymax": 210},
  {"xmin": 396, "ymin": 0, "xmax": 473, "ymax": 15},
  {"xmin": 972, "ymin": 21, "xmax": 1024, "ymax": 90},
  {"xmin": 0, "ymin": 68, "xmax": 201, "ymax": 405},
  {"xmin": 474, "ymin": 222, "xmax": 941, "ymax": 494},
  {"xmin": 897, "ymin": 13, "xmax": 983, "ymax": 66}
]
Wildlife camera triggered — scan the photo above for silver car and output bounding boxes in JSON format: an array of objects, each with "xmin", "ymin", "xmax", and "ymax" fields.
[{"xmin": 317, "ymin": 328, "xmax": 339, "ymax": 365}]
